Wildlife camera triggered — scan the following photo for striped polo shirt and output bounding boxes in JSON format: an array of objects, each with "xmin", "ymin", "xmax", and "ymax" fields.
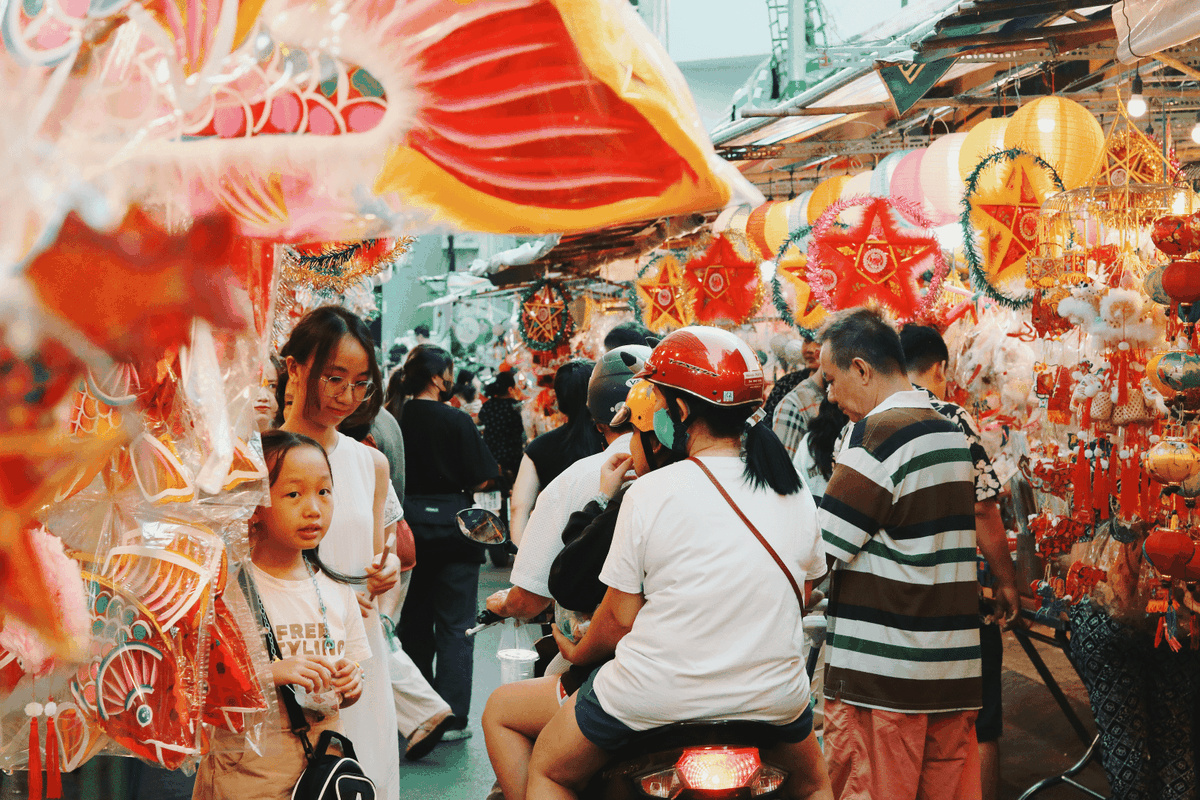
[{"xmin": 819, "ymin": 390, "xmax": 981, "ymax": 714}]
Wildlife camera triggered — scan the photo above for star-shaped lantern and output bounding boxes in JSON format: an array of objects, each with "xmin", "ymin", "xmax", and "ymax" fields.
[
  {"xmin": 773, "ymin": 236, "xmax": 827, "ymax": 330},
  {"xmin": 635, "ymin": 253, "xmax": 692, "ymax": 332},
  {"xmin": 681, "ymin": 233, "xmax": 764, "ymax": 326},
  {"xmin": 963, "ymin": 150, "xmax": 1063, "ymax": 305},
  {"xmin": 519, "ymin": 280, "xmax": 573, "ymax": 351},
  {"xmin": 807, "ymin": 197, "xmax": 945, "ymax": 320}
]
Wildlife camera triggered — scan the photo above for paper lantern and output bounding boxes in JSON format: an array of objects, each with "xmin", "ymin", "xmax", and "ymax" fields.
[
  {"xmin": 788, "ymin": 191, "xmax": 812, "ymax": 231},
  {"xmin": 1152, "ymin": 213, "xmax": 1200, "ymax": 256},
  {"xmin": 958, "ymin": 118, "xmax": 1010, "ymax": 183},
  {"xmin": 920, "ymin": 133, "xmax": 969, "ymax": 223},
  {"xmin": 1157, "ymin": 350, "xmax": 1200, "ymax": 392},
  {"xmin": 1161, "ymin": 260, "xmax": 1200, "ymax": 303},
  {"xmin": 807, "ymin": 175, "xmax": 852, "ymax": 225},
  {"xmin": 840, "ymin": 171, "xmax": 874, "ymax": 226},
  {"xmin": 1004, "ymin": 97, "xmax": 1104, "ymax": 191},
  {"xmin": 889, "ymin": 149, "xmax": 928, "ymax": 210},
  {"xmin": 871, "ymin": 151, "xmax": 912, "ymax": 198},
  {"xmin": 717, "ymin": 204, "xmax": 754, "ymax": 237},
  {"xmin": 745, "ymin": 201, "xmax": 793, "ymax": 259},
  {"xmin": 1145, "ymin": 352, "xmax": 1178, "ymax": 398},
  {"xmin": 1144, "ymin": 265, "xmax": 1171, "ymax": 305},
  {"xmin": 1144, "ymin": 439, "xmax": 1200, "ymax": 485}
]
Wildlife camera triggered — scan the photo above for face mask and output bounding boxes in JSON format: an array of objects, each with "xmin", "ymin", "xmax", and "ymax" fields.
[{"xmin": 435, "ymin": 377, "xmax": 454, "ymax": 402}]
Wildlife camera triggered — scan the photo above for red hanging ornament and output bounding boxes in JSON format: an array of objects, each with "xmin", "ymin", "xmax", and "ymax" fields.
[
  {"xmin": 680, "ymin": 233, "xmax": 764, "ymax": 326},
  {"xmin": 1074, "ymin": 442, "xmax": 1093, "ymax": 522},
  {"xmin": 807, "ymin": 196, "xmax": 947, "ymax": 320}
]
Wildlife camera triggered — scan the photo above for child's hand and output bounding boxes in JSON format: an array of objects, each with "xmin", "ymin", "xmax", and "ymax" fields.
[
  {"xmin": 365, "ymin": 552, "xmax": 400, "ymax": 599},
  {"xmin": 356, "ymin": 590, "xmax": 374, "ymax": 618},
  {"xmin": 331, "ymin": 658, "xmax": 363, "ymax": 707},
  {"xmin": 270, "ymin": 656, "xmax": 335, "ymax": 692}
]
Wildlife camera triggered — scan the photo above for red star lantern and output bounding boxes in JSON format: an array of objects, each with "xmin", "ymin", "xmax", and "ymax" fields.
[
  {"xmin": 964, "ymin": 151, "xmax": 1063, "ymax": 301},
  {"xmin": 681, "ymin": 233, "xmax": 764, "ymax": 326},
  {"xmin": 807, "ymin": 196, "xmax": 946, "ymax": 320},
  {"xmin": 634, "ymin": 253, "xmax": 693, "ymax": 332}
]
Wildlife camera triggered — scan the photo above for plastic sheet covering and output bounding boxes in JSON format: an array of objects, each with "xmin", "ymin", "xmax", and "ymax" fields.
[{"xmin": 1113, "ymin": 0, "xmax": 1200, "ymax": 62}]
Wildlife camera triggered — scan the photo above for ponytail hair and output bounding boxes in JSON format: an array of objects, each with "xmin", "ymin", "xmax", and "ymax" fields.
[
  {"xmin": 259, "ymin": 429, "xmax": 365, "ymax": 586},
  {"xmin": 659, "ymin": 387, "xmax": 802, "ymax": 496},
  {"xmin": 388, "ymin": 344, "xmax": 453, "ymax": 422}
]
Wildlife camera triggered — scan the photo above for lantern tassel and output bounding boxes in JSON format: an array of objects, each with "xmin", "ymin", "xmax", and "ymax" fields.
[
  {"xmin": 1075, "ymin": 444, "xmax": 1093, "ymax": 521},
  {"xmin": 28, "ymin": 715, "xmax": 41, "ymax": 800},
  {"xmin": 1117, "ymin": 356, "xmax": 1129, "ymax": 406},
  {"xmin": 1166, "ymin": 599, "xmax": 1183, "ymax": 652},
  {"xmin": 44, "ymin": 711, "xmax": 60, "ymax": 800},
  {"xmin": 1120, "ymin": 455, "xmax": 1138, "ymax": 520},
  {"xmin": 1094, "ymin": 450, "xmax": 1109, "ymax": 520}
]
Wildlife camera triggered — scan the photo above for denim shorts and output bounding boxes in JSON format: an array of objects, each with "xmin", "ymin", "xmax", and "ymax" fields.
[{"xmin": 573, "ymin": 669, "xmax": 815, "ymax": 751}]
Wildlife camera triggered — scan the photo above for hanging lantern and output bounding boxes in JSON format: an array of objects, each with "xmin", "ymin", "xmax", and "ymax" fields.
[
  {"xmin": 745, "ymin": 201, "xmax": 791, "ymax": 260},
  {"xmin": 1145, "ymin": 352, "xmax": 1179, "ymax": 399},
  {"xmin": 871, "ymin": 150, "xmax": 912, "ymax": 198},
  {"xmin": 681, "ymin": 233, "xmax": 765, "ymax": 326},
  {"xmin": 788, "ymin": 191, "xmax": 812, "ymax": 231},
  {"xmin": 807, "ymin": 175, "xmax": 852, "ymax": 225},
  {"xmin": 1160, "ymin": 259, "xmax": 1200, "ymax": 303},
  {"xmin": 1151, "ymin": 214, "xmax": 1200, "ymax": 257},
  {"xmin": 840, "ymin": 171, "xmax": 874, "ymax": 226},
  {"xmin": 715, "ymin": 204, "xmax": 754, "ymax": 237},
  {"xmin": 889, "ymin": 148, "xmax": 927, "ymax": 209},
  {"xmin": 958, "ymin": 118, "xmax": 1010, "ymax": 184},
  {"xmin": 1143, "ymin": 528, "xmax": 1197, "ymax": 579},
  {"xmin": 1156, "ymin": 350, "xmax": 1200, "ymax": 392},
  {"xmin": 1003, "ymin": 96, "xmax": 1104, "ymax": 191},
  {"xmin": 1144, "ymin": 265, "xmax": 1171, "ymax": 304},
  {"xmin": 1144, "ymin": 438, "xmax": 1200, "ymax": 484},
  {"xmin": 920, "ymin": 133, "xmax": 969, "ymax": 224},
  {"xmin": 634, "ymin": 252, "xmax": 693, "ymax": 333}
]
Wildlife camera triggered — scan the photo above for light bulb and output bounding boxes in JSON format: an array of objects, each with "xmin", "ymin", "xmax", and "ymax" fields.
[
  {"xmin": 1037, "ymin": 116, "xmax": 1056, "ymax": 133},
  {"xmin": 1128, "ymin": 74, "xmax": 1146, "ymax": 118}
]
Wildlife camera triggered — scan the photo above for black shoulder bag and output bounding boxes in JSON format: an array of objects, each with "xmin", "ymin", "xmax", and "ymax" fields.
[{"xmin": 239, "ymin": 569, "xmax": 377, "ymax": 800}]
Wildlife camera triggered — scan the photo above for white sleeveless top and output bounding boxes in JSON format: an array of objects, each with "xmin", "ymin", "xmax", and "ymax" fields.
[{"xmin": 320, "ymin": 433, "xmax": 399, "ymax": 800}]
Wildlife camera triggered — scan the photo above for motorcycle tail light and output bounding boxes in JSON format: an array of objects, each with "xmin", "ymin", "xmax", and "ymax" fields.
[
  {"xmin": 676, "ymin": 747, "xmax": 762, "ymax": 791},
  {"xmin": 639, "ymin": 768, "xmax": 682, "ymax": 798},
  {"xmin": 750, "ymin": 765, "xmax": 787, "ymax": 796}
]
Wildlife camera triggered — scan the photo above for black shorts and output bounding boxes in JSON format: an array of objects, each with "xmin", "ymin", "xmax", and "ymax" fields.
[
  {"xmin": 976, "ymin": 618, "xmax": 1003, "ymax": 742},
  {"xmin": 574, "ymin": 669, "xmax": 815, "ymax": 751}
]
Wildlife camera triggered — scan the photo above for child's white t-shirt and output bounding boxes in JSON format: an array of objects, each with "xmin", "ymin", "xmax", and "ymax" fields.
[{"xmin": 252, "ymin": 564, "xmax": 372, "ymax": 665}]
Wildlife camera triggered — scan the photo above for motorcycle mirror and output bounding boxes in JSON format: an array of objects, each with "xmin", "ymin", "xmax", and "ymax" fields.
[{"xmin": 455, "ymin": 507, "xmax": 510, "ymax": 546}]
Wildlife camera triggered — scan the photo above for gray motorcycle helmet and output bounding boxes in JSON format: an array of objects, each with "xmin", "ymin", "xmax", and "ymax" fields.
[{"xmin": 587, "ymin": 345, "xmax": 653, "ymax": 426}]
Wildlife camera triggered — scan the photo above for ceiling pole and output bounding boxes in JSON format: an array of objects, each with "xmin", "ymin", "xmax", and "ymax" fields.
[{"xmin": 789, "ymin": 0, "xmax": 808, "ymax": 94}]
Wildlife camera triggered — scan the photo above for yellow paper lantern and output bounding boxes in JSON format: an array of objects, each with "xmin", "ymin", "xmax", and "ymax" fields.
[
  {"xmin": 1003, "ymin": 97, "xmax": 1104, "ymax": 191},
  {"xmin": 763, "ymin": 201, "xmax": 793, "ymax": 255},
  {"xmin": 807, "ymin": 175, "xmax": 851, "ymax": 225},
  {"xmin": 959, "ymin": 118, "xmax": 1009, "ymax": 182}
]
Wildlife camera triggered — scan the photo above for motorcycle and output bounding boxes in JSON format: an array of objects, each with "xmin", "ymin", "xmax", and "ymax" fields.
[{"xmin": 454, "ymin": 507, "xmax": 818, "ymax": 799}]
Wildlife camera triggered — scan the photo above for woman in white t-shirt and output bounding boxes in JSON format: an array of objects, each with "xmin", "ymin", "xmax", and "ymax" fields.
[
  {"xmin": 194, "ymin": 430, "xmax": 371, "ymax": 800},
  {"xmin": 528, "ymin": 327, "xmax": 833, "ymax": 800}
]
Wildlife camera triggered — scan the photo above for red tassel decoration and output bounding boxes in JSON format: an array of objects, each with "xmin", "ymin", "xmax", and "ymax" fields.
[
  {"xmin": 1094, "ymin": 450, "xmax": 1109, "ymax": 520},
  {"xmin": 1120, "ymin": 454, "xmax": 1138, "ymax": 520},
  {"xmin": 28, "ymin": 710, "xmax": 41, "ymax": 800},
  {"xmin": 44, "ymin": 707, "xmax": 60, "ymax": 800},
  {"xmin": 1117, "ymin": 357, "xmax": 1129, "ymax": 406},
  {"xmin": 1109, "ymin": 449, "xmax": 1122, "ymax": 518},
  {"xmin": 1081, "ymin": 397, "xmax": 1092, "ymax": 429},
  {"xmin": 1074, "ymin": 443, "xmax": 1093, "ymax": 521}
]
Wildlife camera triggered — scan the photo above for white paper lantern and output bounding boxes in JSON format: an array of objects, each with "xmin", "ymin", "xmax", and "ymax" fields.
[
  {"xmin": 840, "ymin": 171, "xmax": 874, "ymax": 226},
  {"xmin": 919, "ymin": 132, "xmax": 969, "ymax": 224},
  {"xmin": 788, "ymin": 191, "xmax": 812, "ymax": 231},
  {"xmin": 871, "ymin": 150, "xmax": 912, "ymax": 197}
]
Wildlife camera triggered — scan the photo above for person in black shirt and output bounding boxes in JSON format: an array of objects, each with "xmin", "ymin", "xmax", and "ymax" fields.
[
  {"xmin": 479, "ymin": 371, "xmax": 526, "ymax": 479},
  {"xmin": 392, "ymin": 344, "xmax": 499, "ymax": 737}
]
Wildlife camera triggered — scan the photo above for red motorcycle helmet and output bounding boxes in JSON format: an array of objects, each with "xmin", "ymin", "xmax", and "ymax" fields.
[{"xmin": 637, "ymin": 326, "xmax": 765, "ymax": 406}]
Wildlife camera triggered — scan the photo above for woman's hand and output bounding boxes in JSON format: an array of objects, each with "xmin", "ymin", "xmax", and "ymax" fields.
[
  {"xmin": 331, "ymin": 658, "xmax": 364, "ymax": 707},
  {"xmin": 598, "ymin": 451, "xmax": 635, "ymax": 500},
  {"xmin": 366, "ymin": 551, "xmax": 401, "ymax": 599},
  {"xmin": 356, "ymin": 591, "xmax": 374, "ymax": 618},
  {"xmin": 270, "ymin": 656, "xmax": 335, "ymax": 692}
]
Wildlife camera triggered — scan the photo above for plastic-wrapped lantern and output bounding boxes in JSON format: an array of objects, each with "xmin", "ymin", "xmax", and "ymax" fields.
[
  {"xmin": 1160, "ymin": 259, "xmax": 1200, "ymax": 303},
  {"xmin": 1004, "ymin": 96, "xmax": 1104, "ymax": 191},
  {"xmin": 1143, "ymin": 528, "xmax": 1197, "ymax": 580},
  {"xmin": 1144, "ymin": 264, "xmax": 1171, "ymax": 305},
  {"xmin": 1143, "ymin": 438, "xmax": 1200, "ymax": 484},
  {"xmin": 1157, "ymin": 351, "xmax": 1200, "ymax": 392},
  {"xmin": 1146, "ymin": 351, "xmax": 1179, "ymax": 399},
  {"xmin": 920, "ymin": 132, "xmax": 969, "ymax": 225},
  {"xmin": 1151, "ymin": 215, "xmax": 1200, "ymax": 256}
]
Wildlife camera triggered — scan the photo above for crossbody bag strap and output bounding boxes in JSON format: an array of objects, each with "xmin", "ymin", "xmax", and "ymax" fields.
[
  {"xmin": 238, "ymin": 568, "xmax": 315, "ymax": 760},
  {"xmin": 687, "ymin": 457, "xmax": 805, "ymax": 610}
]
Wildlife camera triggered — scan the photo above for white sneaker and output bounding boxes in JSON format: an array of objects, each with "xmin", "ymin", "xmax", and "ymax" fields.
[{"xmin": 441, "ymin": 728, "xmax": 473, "ymax": 742}]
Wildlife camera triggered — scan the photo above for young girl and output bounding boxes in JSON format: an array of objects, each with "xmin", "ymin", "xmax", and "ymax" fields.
[
  {"xmin": 280, "ymin": 306, "xmax": 401, "ymax": 800},
  {"xmin": 193, "ymin": 430, "xmax": 370, "ymax": 800}
]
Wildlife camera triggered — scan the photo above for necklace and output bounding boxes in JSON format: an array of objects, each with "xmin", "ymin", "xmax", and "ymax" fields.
[{"xmin": 303, "ymin": 558, "xmax": 338, "ymax": 655}]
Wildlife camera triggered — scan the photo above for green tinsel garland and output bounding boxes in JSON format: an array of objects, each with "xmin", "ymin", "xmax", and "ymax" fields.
[
  {"xmin": 959, "ymin": 147, "xmax": 1065, "ymax": 310},
  {"xmin": 519, "ymin": 278, "xmax": 574, "ymax": 352},
  {"xmin": 770, "ymin": 225, "xmax": 817, "ymax": 335}
]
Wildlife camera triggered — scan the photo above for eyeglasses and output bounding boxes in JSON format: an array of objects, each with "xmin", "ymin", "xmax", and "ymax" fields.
[{"xmin": 320, "ymin": 375, "xmax": 376, "ymax": 401}]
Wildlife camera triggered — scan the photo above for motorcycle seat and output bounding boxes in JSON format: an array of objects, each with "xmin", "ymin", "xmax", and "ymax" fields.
[{"xmin": 607, "ymin": 719, "xmax": 790, "ymax": 763}]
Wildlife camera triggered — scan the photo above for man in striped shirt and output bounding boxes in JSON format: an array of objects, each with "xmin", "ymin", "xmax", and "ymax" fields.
[{"xmin": 816, "ymin": 308, "xmax": 981, "ymax": 800}]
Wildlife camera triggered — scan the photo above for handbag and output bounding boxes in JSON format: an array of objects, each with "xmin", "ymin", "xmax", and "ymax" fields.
[
  {"xmin": 687, "ymin": 457, "xmax": 806, "ymax": 611},
  {"xmin": 240, "ymin": 570, "xmax": 378, "ymax": 800}
]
